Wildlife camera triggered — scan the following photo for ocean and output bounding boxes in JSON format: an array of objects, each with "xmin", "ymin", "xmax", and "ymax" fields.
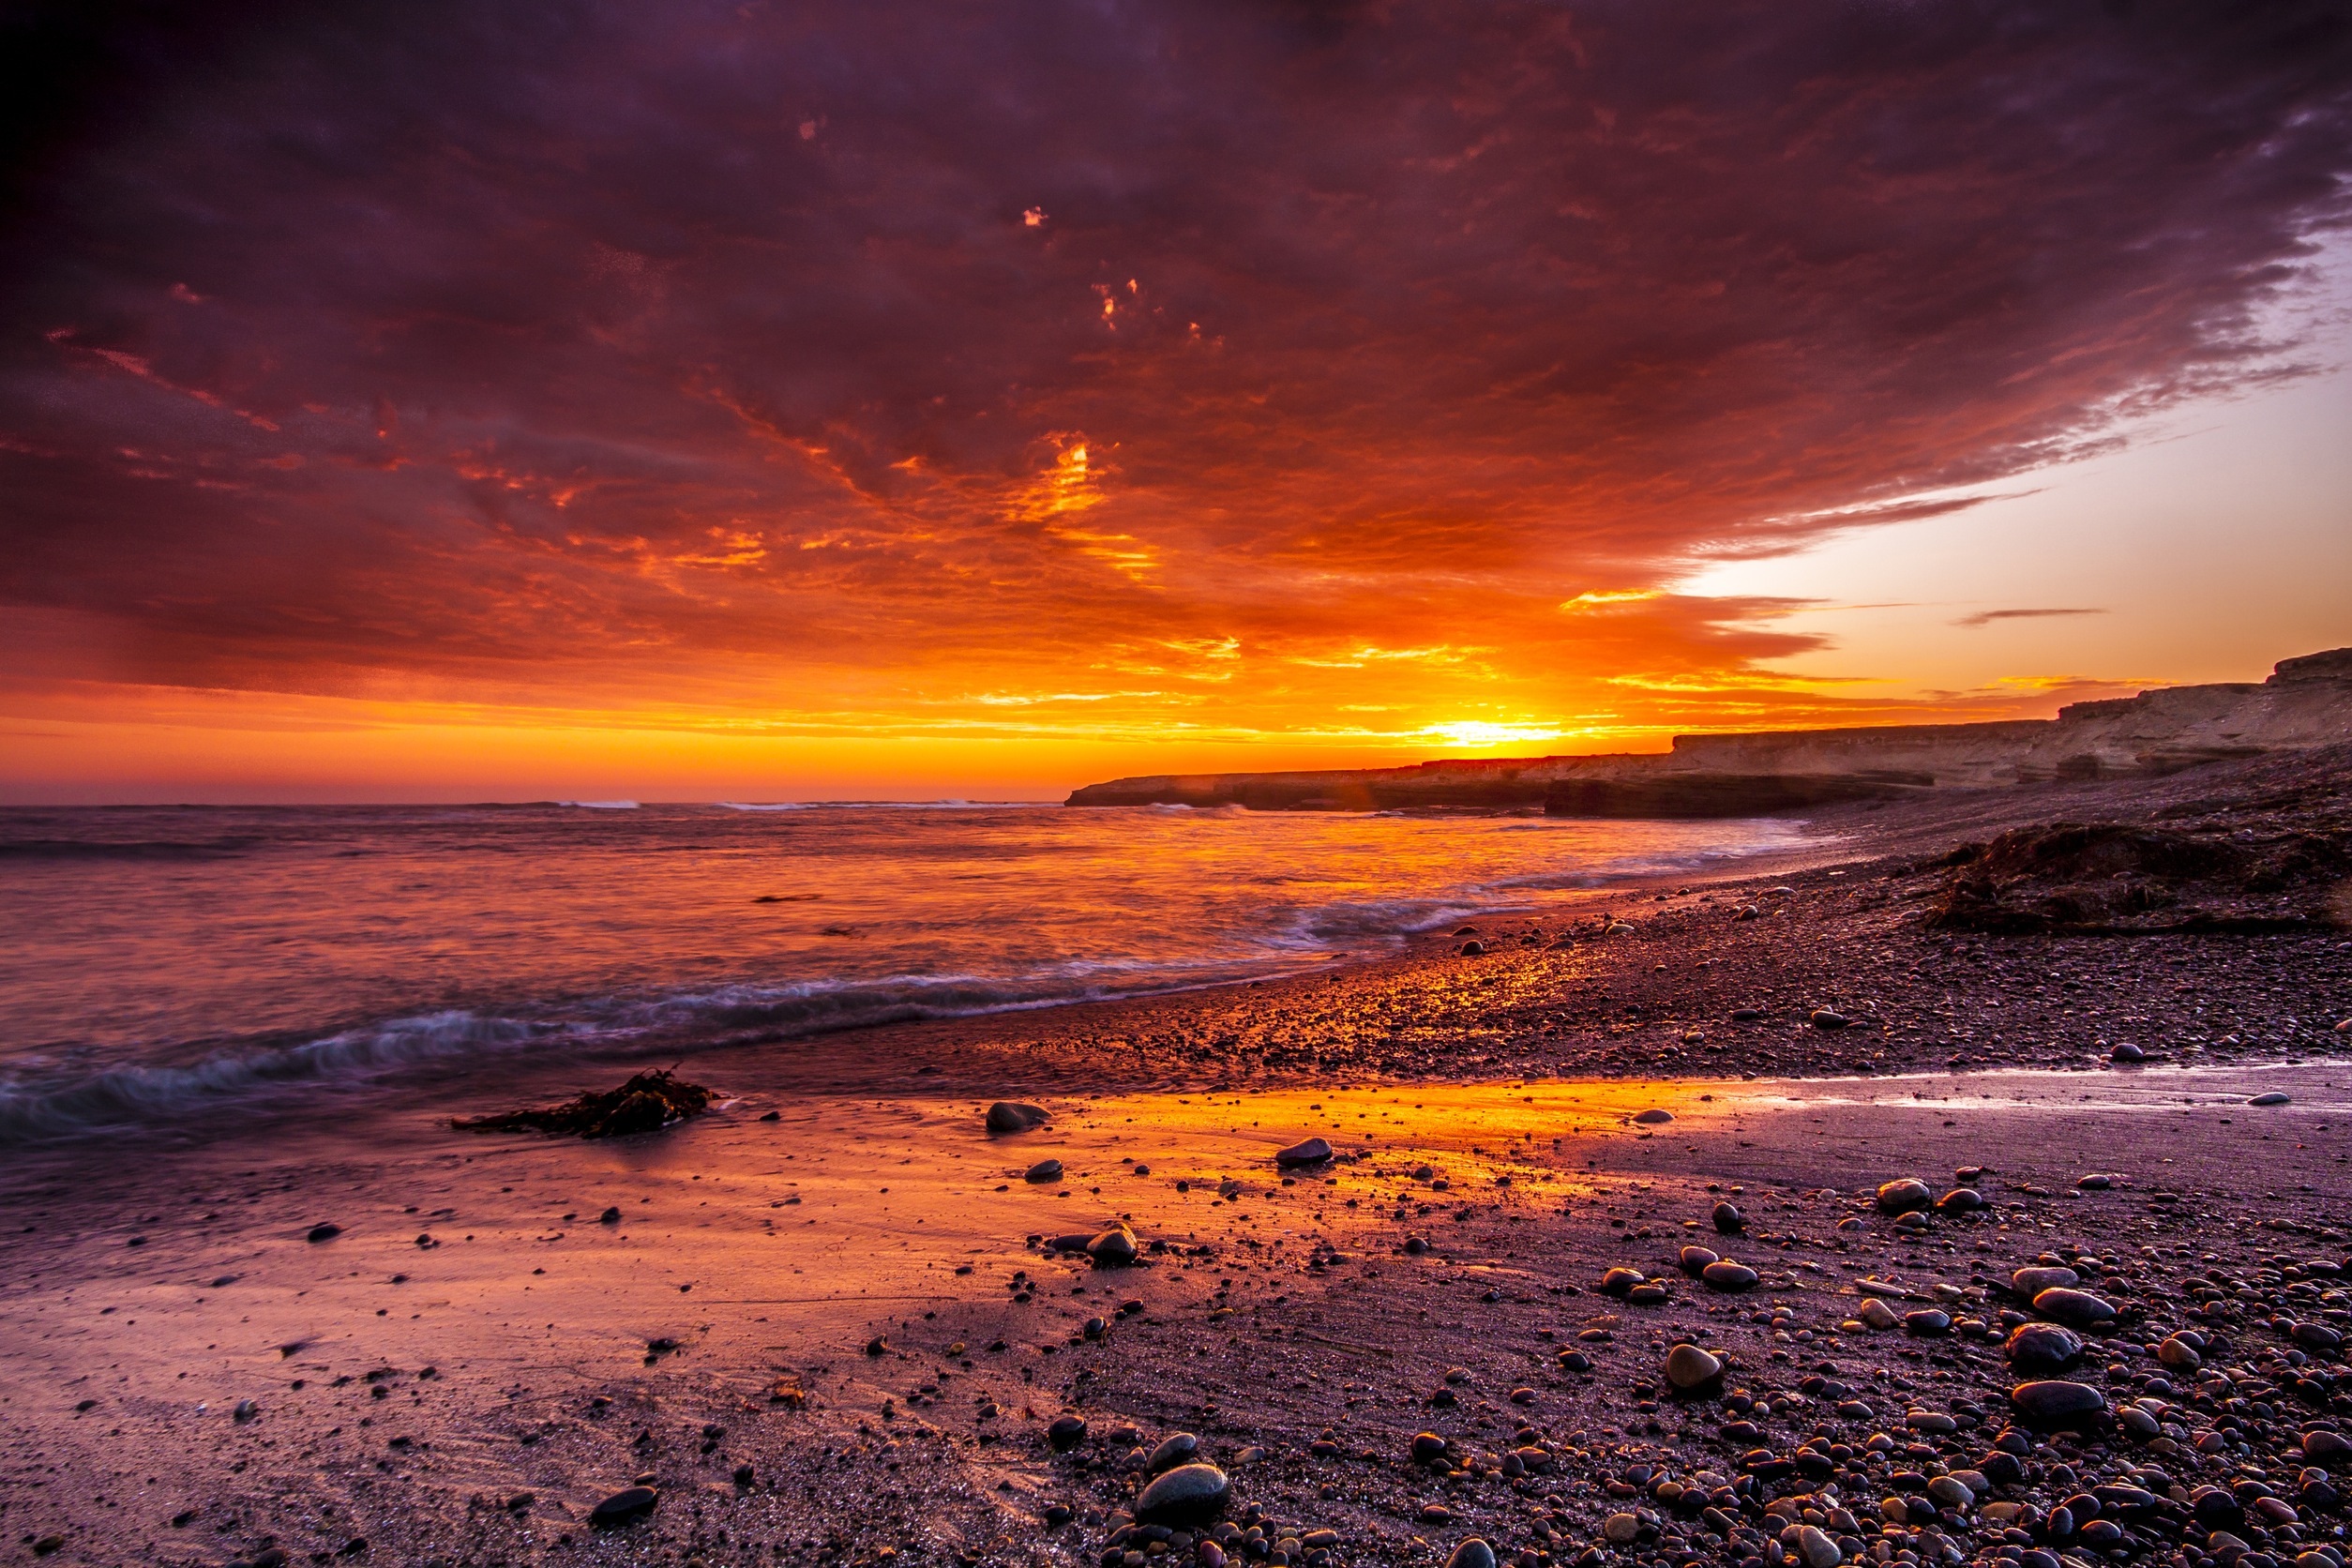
[{"xmin": 0, "ymin": 801, "xmax": 1804, "ymax": 1139}]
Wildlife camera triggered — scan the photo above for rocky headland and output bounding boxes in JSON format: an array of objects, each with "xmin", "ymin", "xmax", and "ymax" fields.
[{"xmin": 1063, "ymin": 649, "xmax": 2352, "ymax": 818}]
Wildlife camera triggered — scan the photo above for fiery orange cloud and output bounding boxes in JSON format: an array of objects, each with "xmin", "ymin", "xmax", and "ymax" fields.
[{"xmin": 1, "ymin": 1, "xmax": 2347, "ymax": 798}]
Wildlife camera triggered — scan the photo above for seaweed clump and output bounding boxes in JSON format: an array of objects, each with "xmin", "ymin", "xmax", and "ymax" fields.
[{"xmin": 454, "ymin": 1069, "xmax": 714, "ymax": 1138}]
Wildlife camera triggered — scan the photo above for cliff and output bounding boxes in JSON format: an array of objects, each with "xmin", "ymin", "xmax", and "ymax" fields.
[{"xmin": 1063, "ymin": 646, "xmax": 2352, "ymax": 816}]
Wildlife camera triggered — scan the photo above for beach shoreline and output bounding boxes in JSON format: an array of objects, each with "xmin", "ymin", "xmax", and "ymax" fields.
[{"xmin": 4, "ymin": 748, "xmax": 2347, "ymax": 1568}]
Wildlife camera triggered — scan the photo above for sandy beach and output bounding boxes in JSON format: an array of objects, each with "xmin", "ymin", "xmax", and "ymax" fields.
[{"xmin": 5, "ymin": 751, "xmax": 2349, "ymax": 1568}]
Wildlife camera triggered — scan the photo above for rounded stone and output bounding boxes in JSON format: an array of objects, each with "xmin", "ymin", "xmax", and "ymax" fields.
[
  {"xmin": 1701, "ymin": 1259, "xmax": 1758, "ymax": 1292},
  {"xmin": 1147, "ymin": 1432, "xmax": 1199, "ymax": 1472},
  {"xmin": 1275, "ymin": 1137, "xmax": 1334, "ymax": 1167},
  {"xmin": 2306, "ymin": 1429, "xmax": 2352, "ymax": 1465},
  {"xmin": 986, "ymin": 1102, "xmax": 1049, "ymax": 1135},
  {"xmin": 2012, "ymin": 1265, "xmax": 2079, "ymax": 1295},
  {"xmin": 1633, "ymin": 1108, "xmax": 1675, "ymax": 1124},
  {"xmin": 2009, "ymin": 1380, "xmax": 2108, "ymax": 1432},
  {"xmin": 2156, "ymin": 1336, "xmax": 2201, "ymax": 1369},
  {"xmin": 2109, "ymin": 1043, "xmax": 2145, "ymax": 1063},
  {"xmin": 1904, "ymin": 1308, "xmax": 1952, "ymax": 1335},
  {"xmin": 1086, "ymin": 1226, "xmax": 1139, "ymax": 1266},
  {"xmin": 588, "ymin": 1486, "xmax": 659, "ymax": 1528},
  {"xmin": 1410, "ymin": 1431, "xmax": 1449, "ymax": 1463},
  {"xmin": 2247, "ymin": 1092, "xmax": 2291, "ymax": 1107},
  {"xmin": 1678, "ymin": 1245, "xmax": 1719, "ymax": 1274},
  {"xmin": 2005, "ymin": 1321, "xmax": 2085, "ymax": 1373},
  {"xmin": 1132, "ymin": 1464, "xmax": 1230, "ymax": 1528},
  {"xmin": 1711, "ymin": 1201, "xmax": 1743, "ymax": 1234},
  {"xmin": 1603, "ymin": 1513, "xmax": 1641, "ymax": 1544},
  {"xmin": 1798, "ymin": 1524, "xmax": 1843, "ymax": 1568},
  {"xmin": 1445, "ymin": 1541, "xmax": 1499, "ymax": 1568},
  {"xmin": 1024, "ymin": 1159, "xmax": 1064, "ymax": 1184},
  {"xmin": 1876, "ymin": 1179, "xmax": 1933, "ymax": 1214},
  {"xmin": 1047, "ymin": 1414, "xmax": 1088, "ymax": 1448},
  {"xmin": 1599, "ymin": 1266, "xmax": 1644, "ymax": 1297},
  {"xmin": 1935, "ymin": 1187, "xmax": 1987, "ymax": 1213},
  {"xmin": 2032, "ymin": 1287, "xmax": 2117, "ymax": 1327},
  {"xmin": 1664, "ymin": 1343, "xmax": 1724, "ymax": 1395},
  {"xmin": 1810, "ymin": 1010, "xmax": 1850, "ymax": 1030}
]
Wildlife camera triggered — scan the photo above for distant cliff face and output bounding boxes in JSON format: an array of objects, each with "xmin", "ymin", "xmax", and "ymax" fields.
[{"xmin": 1062, "ymin": 648, "xmax": 2352, "ymax": 816}]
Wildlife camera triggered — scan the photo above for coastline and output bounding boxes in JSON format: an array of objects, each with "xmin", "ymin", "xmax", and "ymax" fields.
[{"xmin": 4, "ymin": 746, "xmax": 2347, "ymax": 1567}]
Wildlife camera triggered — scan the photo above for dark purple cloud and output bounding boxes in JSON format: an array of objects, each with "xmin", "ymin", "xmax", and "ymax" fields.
[{"xmin": 0, "ymin": 0, "xmax": 2347, "ymax": 717}]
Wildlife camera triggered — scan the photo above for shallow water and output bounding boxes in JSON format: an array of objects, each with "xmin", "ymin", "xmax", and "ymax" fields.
[{"xmin": 0, "ymin": 802, "xmax": 1803, "ymax": 1138}]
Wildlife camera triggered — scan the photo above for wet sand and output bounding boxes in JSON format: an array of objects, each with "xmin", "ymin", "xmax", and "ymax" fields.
[{"xmin": 5, "ymin": 1060, "xmax": 2347, "ymax": 1567}]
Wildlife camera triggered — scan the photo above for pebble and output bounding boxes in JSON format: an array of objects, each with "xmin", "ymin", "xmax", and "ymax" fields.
[
  {"xmin": 2012, "ymin": 1265, "xmax": 2078, "ymax": 1295},
  {"xmin": 1603, "ymin": 1513, "xmax": 1641, "ymax": 1544},
  {"xmin": 1875, "ymin": 1178, "xmax": 1932, "ymax": 1214},
  {"xmin": 1679, "ymin": 1245, "xmax": 1719, "ymax": 1274},
  {"xmin": 1087, "ymin": 1226, "xmax": 1140, "ymax": 1266},
  {"xmin": 1711, "ymin": 1200, "xmax": 1743, "ymax": 1234},
  {"xmin": 305, "ymin": 1223, "xmax": 341, "ymax": 1243},
  {"xmin": 588, "ymin": 1486, "xmax": 658, "ymax": 1528},
  {"xmin": 1934, "ymin": 1186, "xmax": 1987, "ymax": 1213},
  {"xmin": 2109, "ymin": 1042, "xmax": 2145, "ymax": 1063},
  {"xmin": 1410, "ymin": 1432, "xmax": 1448, "ymax": 1462},
  {"xmin": 1147, "ymin": 1433, "xmax": 1199, "ymax": 1472},
  {"xmin": 1131, "ymin": 1463, "xmax": 1229, "ymax": 1527},
  {"xmin": 986, "ymin": 1102, "xmax": 1050, "ymax": 1134},
  {"xmin": 1663, "ymin": 1343, "xmax": 1723, "ymax": 1394},
  {"xmin": 2008, "ymin": 1380, "xmax": 2107, "ymax": 1432},
  {"xmin": 2004, "ymin": 1321, "xmax": 2084, "ymax": 1372},
  {"xmin": 2031, "ymin": 1286, "xmax": 2117, "ymax": 1327},
  {"xmin": 1857, "ymin": 1299, "xmax": 1899, "ymax": 1330},
  {"xmin": 1047, "ymin": 1414, "xmax": 1089, "ymax": 1448},
  {"xmin": 1445, "ymin": 1541, "xmax": 1499, "ymax": 1568},
  {"xmin": 1274, "ymin": 1137, "xmax": 1334, "ymax": 1167},
  {"xmin": 1598, "ymin": 1267, "xmax": 1644, "ymax": 1296},
  {"xmin": 1700, "ymin": 1259, "xmax": 1757, "ymax": 1292},
  {"xmin": 2306, "ymin": 1429, "xmax": 2352, "ymax": 1464},
  {"xmin": 2075, "ymin": 1173, "xmax": 2111, "ymax": 1189},
  {"xmin": 1797, "ymin": 1523, "xmax": 1843, "ymax": 1568},
  {"xmin": 1902, "ymin": 1308, "xmax": 1952, "ymax": 1335},
  {"xmin": 1632, "ymin": 1108, "xmax": 1674, "ymax": 1124},
  {"xmin": 1809, "ymin": 1009, "xmax": 1849, "ymax": 1029},
  {"xmin": 1024, "ymin": 1159, "xmax": 1064, "ymax": 1184},
  {"xmin": 2247, "ymin": 1092, "xmax": 2292, "ymax": 1106}
]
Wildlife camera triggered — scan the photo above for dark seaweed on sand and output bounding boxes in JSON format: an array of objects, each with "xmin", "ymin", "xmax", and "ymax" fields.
[{"xmin": 452, "ymin": 1069, "xmax": 714, "ymax": 1138}]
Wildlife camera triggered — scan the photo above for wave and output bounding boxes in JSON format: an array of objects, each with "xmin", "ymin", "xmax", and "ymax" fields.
[
  {"xmin": 0, "ymin": 969, "xmax": 1241, "ymax": 1146},
  {"xmin": 0, "ymin": 1010, "xmax": 542, "ymax": 1144},
  {"xmin": 0, "ymin": 837, "xmax": 261, "ymax": 861}
]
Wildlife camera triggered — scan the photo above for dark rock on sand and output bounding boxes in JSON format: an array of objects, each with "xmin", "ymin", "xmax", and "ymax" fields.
[
  {"xmin": 1711, "ymin": 1201, "xmax": 1743, "ymax": 1234},
  {"xmin": 1876, "ymin": 1179, "xmax": 1933, "ymax": 1214},
  {"xmin": 1679, "ymin": 1245, "xmax": 1719, "ymax": 1274},
  {"xmin": 1147, "ymin": 1432, "xmax": 1200, "ymax": 1472},
  {"xmin": 1132, "ymin": 1464, "xmax": 1230, "ymax": 1527},
  {"xmin": 2009, "ymin": 1380, "xmax": 2108, "ymax": 1432},
  {"xmin": 1701, "ymin": 1260, "xmax": 1758, "ymax": 1292},
  {"xmin": 1025, "ymin": 1159, "xmax": 1064, "ymax": 1183},
  {"xmin": 1086, "ymin": 1226, "xmax": 1139, "ymax": 1266},
  {"xmin": 454, "ymin": 1070, "xmax": 714, "ymax": 1139},
  {"xmin": 2013, "ymin": 1265, "xmax": 2079, "ymax": 1295},
  {"xmin": 1810, "ymin": 1009, "xmax": 1850, "ymax": 1030},
  {"xmin": 2032, "ymin": 1287, "xmax": 2118, "ymax": 1327},
  {"xmin": 987, "ymin": 1102, "xmax": 1051, "ymax": 1135},
  {"xmin": 1275, "ymin": 1137, "xmax": 1334, "ymax": 1167},
  {"xmin": 589, "ymin": 1486, "xmax": 659, "ymax": 1528},
  {"xmin": 1047, "ymin": 1414, "xmax": 1089, "ymax": 1449},
  {"xmin": 305, "ymin": 1223, "xmax": 341, "ymax": 1243},
  {"xmin": 2006, "ymin": 1322, "xmax": 2086, "ymax": 1373},
  {"xmin": 1445, "ymin": 1541, "xmax": 1500, "ymax": 1568},
  {"xmin": 1664, "ymin": 1344, "xmax": 1724, "ymax": 1395}
]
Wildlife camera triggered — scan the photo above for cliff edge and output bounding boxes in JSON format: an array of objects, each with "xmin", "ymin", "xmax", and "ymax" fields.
[{"xmin": 1063, "ymin": 647, "xmax": 2352, "ymax": 816}]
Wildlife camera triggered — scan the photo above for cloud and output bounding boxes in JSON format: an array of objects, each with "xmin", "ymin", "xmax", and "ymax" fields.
[
  {"xmin": 0, "ymin": 0, "xmax": 2346, "ymax": 754},
  {"xmin": 1952, "ymin": 608, "xmax": 2111, "ymax": 628}
]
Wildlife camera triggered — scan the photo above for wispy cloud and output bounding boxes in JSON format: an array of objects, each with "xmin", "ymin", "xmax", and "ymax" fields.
[{"xmin": 1952, "ymin": 608, "xmax": 2110, "ymax": 629}]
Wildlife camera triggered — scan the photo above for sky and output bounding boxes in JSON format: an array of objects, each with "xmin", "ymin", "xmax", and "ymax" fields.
[{"xmin": 3, "ymin": 0, "xmax": 2350, "ymax": 803}]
